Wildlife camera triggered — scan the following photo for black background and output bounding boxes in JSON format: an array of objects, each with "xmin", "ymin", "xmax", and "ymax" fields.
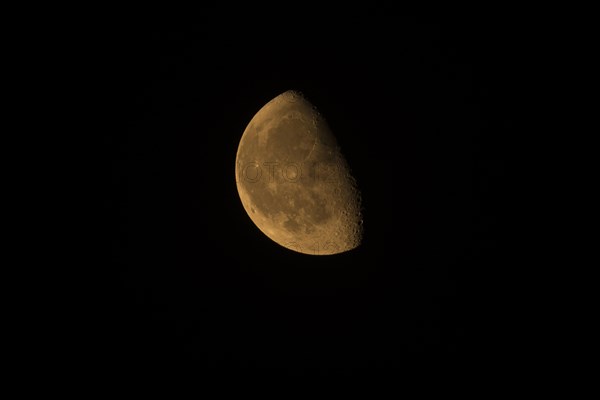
[{"xmin": 104, "ymin": 12, "xmax": 520, "ymax": 375}]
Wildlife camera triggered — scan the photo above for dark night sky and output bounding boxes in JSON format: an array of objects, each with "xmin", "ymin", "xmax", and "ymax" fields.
[{"xmin": 103, "ymin": 12, "xmax": 521, "ymax": 376}]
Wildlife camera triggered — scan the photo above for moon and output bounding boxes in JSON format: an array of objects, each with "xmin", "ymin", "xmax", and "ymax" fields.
[{"xmin": 235, "ymin": 90, "xmax": 362, "ymax": 255}]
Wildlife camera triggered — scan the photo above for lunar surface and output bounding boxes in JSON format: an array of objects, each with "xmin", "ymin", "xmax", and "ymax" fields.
[{"xmin": 235, "ymin": 90, "xmax": 362, "ymax": 255}]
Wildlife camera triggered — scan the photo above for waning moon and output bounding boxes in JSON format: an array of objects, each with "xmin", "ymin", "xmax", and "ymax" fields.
[{"xmin": 235, "ymin": 90, "xmax": 362, "ymax": 255}]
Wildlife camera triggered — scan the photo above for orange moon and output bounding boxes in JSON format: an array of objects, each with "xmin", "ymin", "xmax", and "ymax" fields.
[{"xmin": 235, "ymin": 90, "xmax": 362, "ymax": 255}]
